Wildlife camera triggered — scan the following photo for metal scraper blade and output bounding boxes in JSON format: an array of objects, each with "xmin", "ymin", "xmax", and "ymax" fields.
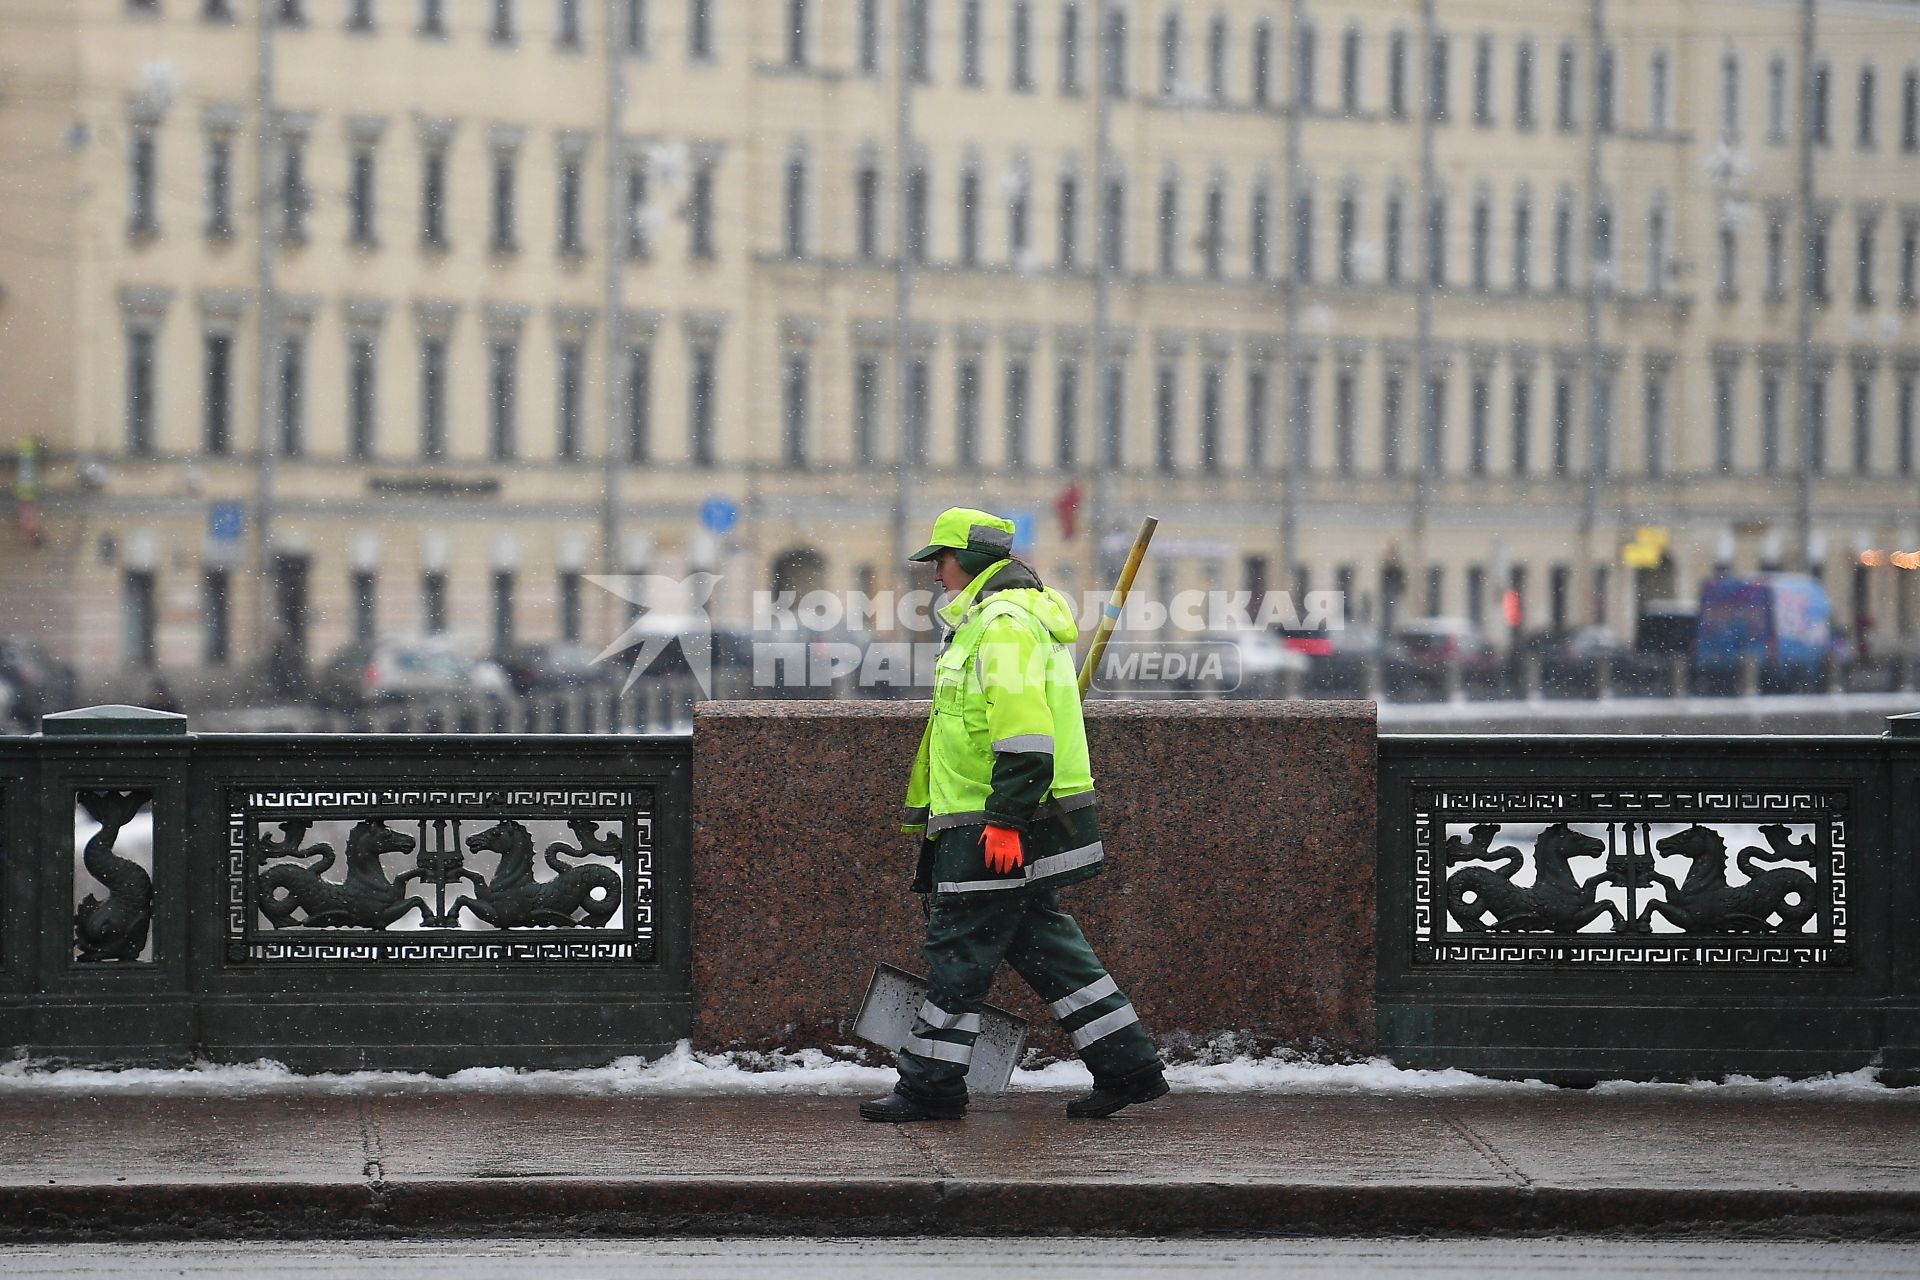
[{"xmin": 852, "ymin": 962, "xmax": 1029, "ymax": 1094}]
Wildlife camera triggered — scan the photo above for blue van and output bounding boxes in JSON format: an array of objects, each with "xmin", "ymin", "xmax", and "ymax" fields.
[{"xmin": 1694, "ymin": 574, "xmax": 1832, "ymax": 676}]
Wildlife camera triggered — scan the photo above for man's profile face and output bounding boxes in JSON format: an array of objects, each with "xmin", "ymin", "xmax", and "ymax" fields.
[{"xmin": 933, "ymin": 549, "xmax": 973, "ymax": 595}]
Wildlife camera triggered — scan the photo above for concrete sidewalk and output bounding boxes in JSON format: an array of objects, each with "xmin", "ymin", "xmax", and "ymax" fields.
[{"xmin": 2, "ymin": 1088, "xmax": 1918, "ymax": 1240}]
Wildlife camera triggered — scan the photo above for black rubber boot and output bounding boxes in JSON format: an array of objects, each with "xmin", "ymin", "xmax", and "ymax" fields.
[
  {"xmin": 1065, "ymin": 1071, "xmax": 1169, "ymax": 1119},
  {"xmin": 859, "ymin": 1090, "xmax": 967, "ymax": 1123}
]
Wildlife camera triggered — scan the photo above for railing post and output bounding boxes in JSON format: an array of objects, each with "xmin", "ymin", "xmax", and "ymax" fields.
[
  {"xmin": 1521, "ymin": 654, "xmax": 1542, "ymax": 701},
  {"xmin": 1739, "ymin": 653, "xmax": 1760, "ymax": 698}
]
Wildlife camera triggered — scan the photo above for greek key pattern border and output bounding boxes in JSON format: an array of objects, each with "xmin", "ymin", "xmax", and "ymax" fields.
[{"xmin": 1409, "ymin": 783, "xmax": 1849, "ymax": 969}]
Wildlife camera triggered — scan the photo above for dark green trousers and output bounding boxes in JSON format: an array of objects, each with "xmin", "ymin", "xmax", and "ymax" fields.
[{"xmin": 895, "ymin": 883, "xmax": 1163, "ymax": 1106}]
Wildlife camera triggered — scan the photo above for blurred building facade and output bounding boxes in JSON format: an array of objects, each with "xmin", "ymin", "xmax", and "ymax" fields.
[{"xmin": 2, "ymin": 0, "xmax": 1920, "ymax": 676}]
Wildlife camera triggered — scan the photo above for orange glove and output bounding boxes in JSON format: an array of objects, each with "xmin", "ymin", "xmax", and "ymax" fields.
[{"xmin": 982, "ymin": 825, "xmax": 1024, "ymax": 875}]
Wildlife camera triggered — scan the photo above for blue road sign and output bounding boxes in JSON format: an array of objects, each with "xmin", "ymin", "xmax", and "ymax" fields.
[
  {"xmin": 700, "ymin": 496, "xmax": 738, "ymax": 534},
  {"xmin": 1010, "ymin": 511, "xmax": 1036, "ymax": 550},
  {"xmin": 209, "ymin": 502, "xmax": 245, "ymax": 542}
]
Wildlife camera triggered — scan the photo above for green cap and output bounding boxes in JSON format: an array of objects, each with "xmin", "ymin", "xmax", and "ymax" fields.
[{"xmin": 907, "ymin": 506, "xmax": 1017, "ymax": 564}]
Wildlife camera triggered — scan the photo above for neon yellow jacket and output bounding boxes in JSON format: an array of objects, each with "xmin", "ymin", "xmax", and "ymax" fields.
[{"xmin": 900, "ymin": 560, "xmax": 1102, "ymax": 894}]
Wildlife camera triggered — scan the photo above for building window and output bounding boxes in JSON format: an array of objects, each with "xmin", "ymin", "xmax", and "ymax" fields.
[
  {"xmin": 1421, "ymin": 373, "xmax": 1446, "ymax": 475},
  {"xmin": 1380, "ymin": 369, "xmax": 1402, "ymax": 475},
  {"xmin": 1643, "ymin": 364, "xmax": 1667, "ymax": 477},
  {"xmin": 1853, "ymin": 366, "xmax": 1875, "ymax": 473},
  {"xmin": 555, "ymin": 340, "xmax": 583, "ymax": 460},
  {"xmin": 558, "ymin": 570, "xmax": 582, "ymax": 642},
  {"xmin": 420, "ymin": 334, "xmax": 447, "ymax": 459},
  {"xmin": 1100, "ymin": 357, "xmax": 1125, "ymax": 467},
  {"xmin": 1808, "ymin": 370, "xmax": 1828, "ymax": 474},
  {"xmin": 1900, "ymin": 367, "xmax": 1918, "ymax": 477},
  {"xmin": 1153, "ymin": 359, "xmax": 1177, "ymax": 470},
  {"xmin": 906, "ymin": 0, "xmax": 930, "ymax": 81},
  {"xmin": 1060, "ymin": 2, "xmax": 1082, "ymax": 93},
  {"xmin": 1058, "ymin": 172, "xmax": 1078, "ymax": 269},
  {"xmin": 623, "ymin": 0, "xmax": 648, "ymax": 52},
  {"xmin": 422, "ymin": 571, "xmax": 447, "ymax": 635},
  {"xmin": 1514, "ymin": 40, "xmax": 1534, "ymax": 130},
  {"xmin": 955, "ymin": 355, "xmax": 982, "ymax": 465},
  {"xmin": 688, "ymin": 156, "xmax": 715, "ymax": 259},
  {"xmin": 203, "ymin": 331, "xmax": 232, "ymax": 456},
  {"xmin": 277, "ymin": 333, "xmax": 306, "ymax": 458},
  {"xmin": 1858, "ymin": 216, "xmax": 1878, "ymax": 307},
  {"xmin": 1383, "ymin": 192, "xmax": 1402, "ymax": 285},
  {"xmin": 1760, "ymin": 366, "xmax": 1783, "ymax": 474},
  {"xmin": 905, "ymin": 163, "xmax": 930, "ymax": 263},
  {"xmin": 488, "ymin": 338, "xmax": 518, "ymax": 460},
  {"xmin": 1159, "ymin": 12, "xmax": 1182, "ymax": 99},
  {"xmin": 1765, "ymin": 208, "xmax": 1786, "ymax": 300},
  {"xmin": 1556, "ymin": 42, "xmax": 1577, "ymax": 132},
  {"xmin": 1425, "ymin": 193, "xmax": 1446, "ymax": 287},
  {"xmin": 688, "ymin": 0, "xmax": 713, "ymax": 60},
  {"xmin": 905, "ymin": 356, "xmax": 930, "ymax": 464},
  {"xmin": 1713, "ymin": 364, "xmax": 1737, "ymax": 473},
  {"xmin": 421, "ymin": 146, "xmax": 449, "ymax": 249},
  {"xmin": 1510, "ymin": 374, "xmax": 1531, "ymax": 476},
  {"xmin": 490, "ymin": 0, "xmax": 515, "ymax": 44},
  {"xmin": 1592, "ymin": 368, "xmax": 1613, "ymax": 475},
  {"xmin": 1552, "ymin": 195, "xmax": 1572, "ymax": 292},
  {"xmin": 1196, "ymin": 361, "xmax": 1222, "ymax": 472},
  {"xmin": 852, "ymin": 353, "xmax": 879, "ymax": 466},
  {"xmin": 1650, "ymin": 50, "xmax": 1671, "ymax": 132},
  {"xmin": 1472, "ymin": 32, "xmax": 1492, "ymax": 126},
  {"xmin": 1207, "ymin": 15, "xmax": 1228, "ymax": 103},
  {"xmin": 1427, "ymin": 32, "xmax": 1449, "ymax": 122},
  {"xmin": 206, "ymin": 0, "xmax": 239, "ymax": 20},
  {"xmin": 689, "ymin": 344, "xmax": 716, "ymax": 465},
  {"xmin": 1055, "ymin": 361, "xmax": 1079, "ymax": 469},
  {"xmin": 1012, "ymin": 1, "xmax": 1034, "ymax": 90},
  {"xmin": 349, "ymin": 570, "xmax": 376, "ymax": 646},
  {"xmin": 1810, "ymin": 213, "xmax": 1830, "ymax": 302},
  {"xmin": 1385, "ymin": 29, "xmax": 1406, "ymax": 119},
  {"xmin": 1290, "ymin": 366, "xmax": 1314, "ymax": 473},
  {"xmin": 490, "ymin": 151, "xmax": 519, "ymax": 253},
  {"xmin": 1858, "ymin": 64, "xmax": 1876, "ymax": 149},
  {"xmin": 1721, "ymin": 52, "xmax": 1742, "ymax": 142},
  {"xmin": 348, "ymin": 332, "xmax": 377, "ymax": 459},
  {"xmin": 958, "ymin": 166, "xmax": 981, "ymax": 267},
  {"xmin": 556, "ymin": 0, "xmax": 582, "ymax": 48},
  {"xmin": 1339, "ymin": 24, "xmax": 1361, "ymax": 115},
  {"xmin": 854, "ymin": 162, "xmax": 881, "ymax": 262},
  {"xmin": 204, "ymin": 133, "xmax": 234, "ymax": 239},
  {"xmin": 1251, "ymin": 19, "xmax": 1272, "ymax": 107},
  {"xmin": 785, "ymin": 0, "xmax": 808, "ymax": 67},
  {"xmin": 1294, "ymin": 20, "xmax": 1315, "ymax": 110},
  {"xmin": 1904, "ymin": 69, "xmax": 1919, "ymax": 153},
  {"xmin": 625, "ymin": 154, "xmax": 650, "ymax": 258},
  {"xmin": 1596, "ymin": 45, "xmax": 1616, "ymax": 132},
  {"xmin": 279, "ymin": 131, "xmax": 311, "ymax": 244},
  {"xmin": 126, "ymin": 325, "xmax": 158, "ymax": 456},
  {"xmin": 1102, "ymin": 5, "xmax": 1128, "ymax": 97},
  {"xmin": 1249, "ymin": 184, "xmax": 1270, "ymax": 280},
  {"xmin": 1333, "ymin": 369, "xmax": 1355, "ymax": 475},
  {"xmin": 204, "ymin": 568, "xmax": 232, "ymax": 665},
  {"xmin": 1592, "ymin": 203, "xmax": 1613, "ymax": 290},
  {"xmin": 1549, "ymin": 373, "xmax": 1573, "ymax": 476},
  {"xmin": 1291, "ymin": 189, "xmax": 1313, "ymax": 282},
  {"xmin": 782, "ymin": 349, "xmax": 810, "ymax": 467},
  {"xmin": 419, "ymin": 0, "xmax": 446, "ymax": 37},
  {"xmin": 1008, "ymin": 169, "xmax": 1031, "ymax": 266},
  {"xmin": 1812, "ymin": 61, "xmax": 1830, "ymax": 146},
  {"xmin": 1767, "ymin": 55, "xmax": 1789, "ymax": 145},
  {"xmin": 1901, "ymin": 214, "xmax": 1919, "ymax": 307},
  {"xmin": 625, "ymin": 342, "xmax": 652, "ymax": 462},
  {"xmin": 557, "ymin": 149, "xmax": 585, "ymax": 256},
  {"xmin": 1647, "ymin": 202, "xmax": 1668, "ymax": 296},
  {"xmin": 1468, "ymin": 372, "xmax": 1490, "ymax": 475},
  {"xmin": 784, "ymin": 150, "xmax": 808, "ymax": 258},
  {"xmin": 1157, "ymin": 175, "xmax": 1180, "ymax": 277},
  {"xmin": 1511, "ymin": 194, "xmax": 1531, "ymax": 292},
  {"xmin": 349, "ymin": 144, "xmax": 377, "ymax": 246},
  {"xmin": 276, "ymin": 0, "xmax": 307, "ymax": 26},
  {"xmin": 128, "ymin": 125, "xmax": 159, "ymax": 237},
  {"xmin": 858, "ymin": 0, "xmax": 879, "ymax": 73},
  {"xmin": 1004, "ymin": 357, "xmax": 1029, "ymax": 468},
  {"xmin": 1718, "ymin": 222, "xmax": 1739, "ymax": 300},
  {"xmin": 1470, "ymin": 192, "xmax": 1490, "ymax": 291},
  {"xmin": 124, "ymin": 571, "xmax": 157, "ymax": 669},
  {"xmin": 961, "ymin": 0, "xmax": 983, "ymax": 85},
  {"xmin": 1101, "ymin": 173, "xmax": 1126, "ymax": 273},
  {"xmin": 1246, "ymin": 364, "xmax": 1269, "ymax": 469}
]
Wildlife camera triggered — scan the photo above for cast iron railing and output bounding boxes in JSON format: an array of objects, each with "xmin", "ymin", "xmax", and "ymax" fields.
[
  {"xmin": 0, "ymin": 705, "xmax": 692, "ymax": 1069},
  {"xmin": 1377, "ymin": 716, "xmax": 1920, "ymax": 1082}
]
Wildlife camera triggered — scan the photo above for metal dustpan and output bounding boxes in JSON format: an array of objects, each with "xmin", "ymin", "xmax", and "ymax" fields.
[{"xmin": 853, "ymin": 962, "xmax": 1028, "ymax": 1094}]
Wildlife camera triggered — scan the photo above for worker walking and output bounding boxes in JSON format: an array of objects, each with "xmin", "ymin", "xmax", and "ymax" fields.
[{"xmin": 861, "ymin": 507, "xmax": 1168, "ymax": 1123}]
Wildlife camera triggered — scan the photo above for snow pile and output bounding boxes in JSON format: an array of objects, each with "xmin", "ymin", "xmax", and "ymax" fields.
[{"xmin": 0, "ymin": 1042, "xmax": 1909, "ymax": 1097}]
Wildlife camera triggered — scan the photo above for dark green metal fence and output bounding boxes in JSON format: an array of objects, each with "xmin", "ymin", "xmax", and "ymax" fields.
[
  {"xmin": 1378, "ymin": 716, "xmax": 1920, "ymax": 1083},
  {"xmin": 0, "ymin": 706, "xmax": 692, "ymax": 1070}
]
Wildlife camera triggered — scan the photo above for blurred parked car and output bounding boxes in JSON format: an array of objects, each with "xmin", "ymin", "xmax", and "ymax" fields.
[
  {"xmin": 316, "ymin": 638, "xmax": 510, "ymax": 709},
  {"xmin": 1394, "ymin": 618, "xmax": 1499, "ymax": 669},
  {"xmin": 0, "ymin": 636, "xmax": 79, "ymax": 722},
  {"xmin": 494, "ymin": 640, "xmax": 622, "ymax": 696}
]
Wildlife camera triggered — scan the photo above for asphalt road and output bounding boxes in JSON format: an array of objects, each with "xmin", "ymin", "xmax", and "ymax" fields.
[{"xmin": 1, "ymin": 1237, "xmax": 1918, "ymax": 1279}]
